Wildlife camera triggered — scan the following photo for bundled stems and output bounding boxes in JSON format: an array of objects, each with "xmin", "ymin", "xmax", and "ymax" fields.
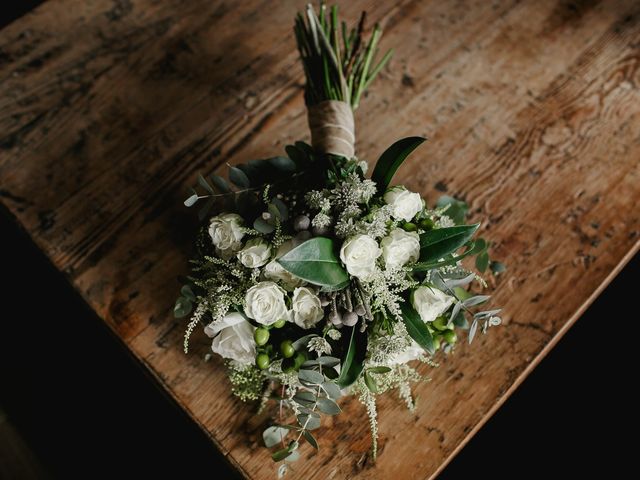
[{"xmin": 294, "ymin": 3, "xmax": 393, "ymax": 109}]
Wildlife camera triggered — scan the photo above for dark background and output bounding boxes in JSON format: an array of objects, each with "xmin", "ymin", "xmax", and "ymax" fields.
[{"xmin": 1, "ymin": 3, "xmax": 636, "ymax": 479}]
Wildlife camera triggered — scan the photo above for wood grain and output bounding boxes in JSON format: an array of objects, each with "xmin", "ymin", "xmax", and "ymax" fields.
[{"xmin": 1, "ymin": 0, "xmax": 639, "ymax": 478}]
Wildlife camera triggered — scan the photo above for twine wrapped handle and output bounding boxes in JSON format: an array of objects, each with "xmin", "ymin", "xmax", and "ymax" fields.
[{"xmin": 307, "ymin": 100, "xmax": 355, "ymax": 159}]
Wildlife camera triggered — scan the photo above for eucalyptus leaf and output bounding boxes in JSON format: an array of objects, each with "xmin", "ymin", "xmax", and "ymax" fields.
[
  {"xmin": 490, "ymin": 261, "xmax": 507, "ymax": 274},
  {"xmin": 298, "ymin": 369, "xmax": 325, "ymax": 385},
  {"xmin": 197, "ymin": 197, "xmax": 215, "ymax": 221},
  {"xmin": 453, "ymin": 310, "xmax": 469, "ymax": 328},
  {"xmin": 297, "ymin": 414, "xmax": 321, "ymax": 430},
  {"xmin": 371, "ymin": 136, "xmax": 426, "ymax": 191},
  {"xmin": 263, "ymin": 426, "xmax": 289, "ymax": 448},
  {"xmin": 198, "ymin": 174, "xmax": 214, "ymax": 194},
  {"xmin": 269, "ymin": 156, "xmax": 297, "ymax": 172},
  {"xmin": 229, "ymin": 166, "xmax": 250, "ymax": 188},
  {"xmin": 184, "ymin": 194, "xmax": 199, "ymax": 207},
  {"xmin": 210, "ymin": 174, "xmax": 230, "ymax": 193},
  {"xmin": 336, "ymin": 326, "xmax": 366, "ymax": 388},
  {"xmin": 322, "ymin": 382, "xmax": 342, "ymax": 400},
  {"xmin": 303, "ymin": 430, "xmax": 319, "ymax": 450},
  {"xmin": 254, "ymin": 217, "xmax": 275, "ymax": 234},
  {"xmin": 468, "ymin": 319, "xmax": 479, "ymax": 344},
  {"xmin": 180, "ymin": 285, "xmax": 196, "ymax": 302},
  {"xmin": 436, "ymin": 196, "xmax": 469, "ymax": 225},
  {"xmin": 271, "ymin": 198, "xmax": 289, "ymax": 221},
  {"xmin": 293, "ymin": 391, "xmax": 316, "ymax": 407},
  {"xmin": 463, "ymin": 295, "xmax": 490, "ymax": 307},
  {"xmin": 277, "ymin": 237, "xmax": 349, "ymax": 289},
  {"xmin": 173, "ymin": 297, "xmax": 192, "ymax": 318},
  {"xmin": 419, "ymin": 224, "xmax": 480, "ymax": 263},
  {"xmin": 284, "ymin": 450, "xmax": 300, "ymax": 463},
  {"xmin": 316, "ymin": 397, "xmax": 341, "ymax": 415},
  {"xmin": 400, "ymin": 301, "xmax": 435, "ymax": 355}
]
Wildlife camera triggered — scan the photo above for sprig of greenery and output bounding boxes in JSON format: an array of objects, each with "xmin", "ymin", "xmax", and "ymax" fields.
[{"xmin": 294, "ymin": 3, "xmax": 393, "ymax": 108}]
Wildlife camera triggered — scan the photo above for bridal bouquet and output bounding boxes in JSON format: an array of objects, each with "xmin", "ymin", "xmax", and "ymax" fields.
[{"xmin": 175, "ymin": 3, "xmax": 504, "ymax": 472}]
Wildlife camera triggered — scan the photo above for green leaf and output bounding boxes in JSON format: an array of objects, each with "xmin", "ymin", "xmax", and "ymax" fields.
[
  {"xmin": 316, "ymin": 397, "xmax": 341, "ymax": 415},
  {"xmin": 436, "ymin": 196, "xmax": 468, "ymax": 225},
  {"xmin": 367, "ymin": 366, "xmax": 391, "ymax": 374},
  {"xmin": 400, "ymin": 301, "xmax": 435, "ymax": 355},
  {"xmin": 336, "ymin": 326, "xmax": 366, "ymax": 388},
  {"xmin": 419, "ymin": 224, "xmax": 480, "ymax": 263},
  {"xmin": 303, "ymin": 430, "xmax": 319, "ymax": 450},
  {"xmin": 254, "ymin": 217, "xmax": 275, "ymax": 234},
  {"xmin": 229, "ymin": 166, "xmax": 250, "ymax": 188},
  {"xmin": 277, "ymin": 237, "xmax": 349, "ymax": 289},
  {"xmin": 173, "ymin": 297, "xmax": 192, "ymax": 318},
  {"xmin": 198, "ymin": 174, "xmax": 214, "ymax": 194},
  {"xmin": 364, "ymin": 371, "xmax": 378, "ymax": 393},
  {"xmin": 184, "ymin": 194, "xmax": 199, "ymax": 207},
  {"xmin": 263, "ymin": 426, "xmax": 289, "ymax": 448},
  {"xmin": 296, "ymin": 414, "xmax": 321, "ymax": 430},
  {"xmin": 180, "ymin": 285, "xmax": 196, "ymax": 302},
  {"xmin": 298, "ymin": 369, "xmax": 325, "ymax": 385},
  {"xmin": 476, "ymin": 251, "xmax": 489, "ymax": 272},
  {"xmin": 269, "ymin": 156, "xmax": 297, "ymax": 172},
  {"xmin": 292, "ymin": 334, "xmax": 318, "ymax": 351},
  {"xmin": 272, "ymin": 446, "xmax": 295, "ymax": 462},
  {"xmin": 271, "ymin": 198, "xmax": 289, "ymax": 221},
  {"xmin": 371, "ymin": 136, "xmax": 426, "ymax": 191},
  {"xmin": 322, "ymin": 382, "xmax": 342, "ymax": 400},
  {"xmin": 210, "ymin": 174, "xmax": 230, "ymax": 193},
  {"xmin": 490, "ymin": 261, "xmax": 506, "ymax": 274}
]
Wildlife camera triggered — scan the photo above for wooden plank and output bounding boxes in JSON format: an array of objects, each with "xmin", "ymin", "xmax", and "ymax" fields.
[{"xmin": 1, "ymin": 0, "xmax": 638, "ymax": 478}]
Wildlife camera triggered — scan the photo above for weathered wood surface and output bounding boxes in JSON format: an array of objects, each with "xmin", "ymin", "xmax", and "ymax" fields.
[{"xmin": 1, "ymin": 0, "xmax": 639, "ymax": 478}]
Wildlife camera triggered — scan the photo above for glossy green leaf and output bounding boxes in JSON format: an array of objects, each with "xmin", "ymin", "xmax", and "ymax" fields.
[
  {"xmin": 371, "ymin": 136, "xmax": 426, "ymax": 191},
  {"xmin": 336, "ymin": 326, "xmax": 366, "ymax": 388},
  {"xmin": 277, "ymin": 237, "xmax": 349, "ymax": 289},
  {"xmin": 400, "ymin": 301, "xmax": 435, "ymax": 355},
  {"xmin": 419, "ymin": 224, "xmax": 479, "ymax": 263}
]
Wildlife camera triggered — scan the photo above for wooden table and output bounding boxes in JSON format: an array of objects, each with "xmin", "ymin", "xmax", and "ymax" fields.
[{"xmin": 1, "ymin": 0, "xmax": 638, "ymax": 478}]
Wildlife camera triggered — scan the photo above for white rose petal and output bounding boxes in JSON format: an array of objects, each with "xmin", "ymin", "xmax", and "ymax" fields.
[
  {"xmin": 263, "ymin": 240, "xmax": 304, "ymax": 289},
  {"xmin": 380, "ymin": 228, "xmax": 420, "ymax": 269},
  {"xmin": 411, "ymin": 286, "xmax": 455, "ymax": 323},
  {"xmin": 339, "ymin": 234, "xmax": 381, "ymax": 281},
  {"xmin": 244, "ymin": 281, "xmax": 290, "ymax": 326},
  {"xmin": 390, "ymin": 340, "xmax": 424, "ymax": 365},
  {"xmin": 204, "ymin": 312, "xmax": 256, "ymax": 365},
  {"xmin": 291, "ymin": 287, "xmax": 324, "ymax": 329},
  {"xmin": 383, "ymin": 187, "xmax": 423, "ymax": 222},
  {"xmin": 208, "ymin": 213, "xmax": 245, "ymax": 258},
  {"xmin": 237, "ymin": 238, "xmax": 271, "ymax": 268}
]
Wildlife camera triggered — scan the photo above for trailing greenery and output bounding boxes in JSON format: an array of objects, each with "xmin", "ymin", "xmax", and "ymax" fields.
[{"xmin": 294, "ymin": 3, "xmax": 393, "ymax": 108}]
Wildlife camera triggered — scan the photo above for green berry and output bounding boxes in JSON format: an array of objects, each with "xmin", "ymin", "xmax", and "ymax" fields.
[
  {"xmin": 432, "ymin": 317, "xmax": 448, "ymax": 331},
  {"xmin": 443, "ymin": 329, "xmax": 457, "ymax": 344},
  {"xmin": 280, "ymin": 340, "xmax": 295, "ymax": 359},
  {"xmin": 402, "ymin": 222, "xmax": 417, "ymax": 232},
  {"xmin": 256, "ymin": 353, "xmax": 270, "ymax": 370},
  {"xmin": 293, "ymin": 351, "xmax": 307, "ymax": 369},
  {"xmin": 254, "ymin": 328, "xmax": 270, "ymax": 346},
  {"xmin": 273, "ymin": 318, "xmax": 287, "ymax": 329},
  {"xmin": 432, "ymin": 336, "xmax": 441, "ymax": 352},
  {"xmin": 419, "ymin": 218, "xmax": 434, "ymax": 230}
]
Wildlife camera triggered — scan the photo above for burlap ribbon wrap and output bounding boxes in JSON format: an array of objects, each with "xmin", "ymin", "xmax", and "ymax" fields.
[{"xmin": 307, "ymin": 100, "xmax": 355, "ymax": 158}]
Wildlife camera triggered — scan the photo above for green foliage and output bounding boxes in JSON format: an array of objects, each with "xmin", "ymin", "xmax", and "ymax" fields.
[
  {"xmin": 277, "ymin": 237, "xmax": 349, "ymax": 289},
  {"xmin": 436, "ymin": 195, "xmax": 468, "ymax": 225},
  {"xmin": 400, "ymin": 301, "xmax": 435, "ymax": 355},
  {"xmin": 294, "ymin": 3, "xmax": 392, "ymax": 108},
  {"xmin": 336, "ymin": 326, "xmax": 367, "ymax": 388},
  {"xmin": 371, "ymin": 136, "xmax": 426, "ymax": 192},
  {"xmin": 418, "ymin": 224, "xmax": 479, "ymax": 263}
]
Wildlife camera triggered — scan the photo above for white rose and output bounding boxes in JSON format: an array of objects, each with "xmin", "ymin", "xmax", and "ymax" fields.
[
  {"xmin": 380, "ymin": 228, "xmax": 420, "ymax": 269},
  {"xmin": 244, "ymin": 281, "xmax": 289, "ymax": 326},
  {"xmin": 411, "ymin": 286, "xmax": 455, "ymax": 323},
  {"xmin": 237, "ymin": 238, "xmax": 271, "ymax": 268},
  {"xmin": 384, "ymin": 187, "xmax": 423, "ymax": 222},
  {"xmin": 208, "ymin": 213, "xmax": 245, "ymax": 258},
  {"xmin": 391, "ymin": 340, "xmax": 424, "ymax": 365},
  {"xmin": 204, "ymin": 312, "xmax": 256, "ymax": 365},
  {"xmin": 291, "ymin": 287, "xmax": 324, "ymax": 329},
  {"xmin": 263, "ymin": 241, "xmax": 304, "ymax": 288},
  {"xmin": 339, "ymin": 234, "xmax": 381, "ymax": 280}
]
